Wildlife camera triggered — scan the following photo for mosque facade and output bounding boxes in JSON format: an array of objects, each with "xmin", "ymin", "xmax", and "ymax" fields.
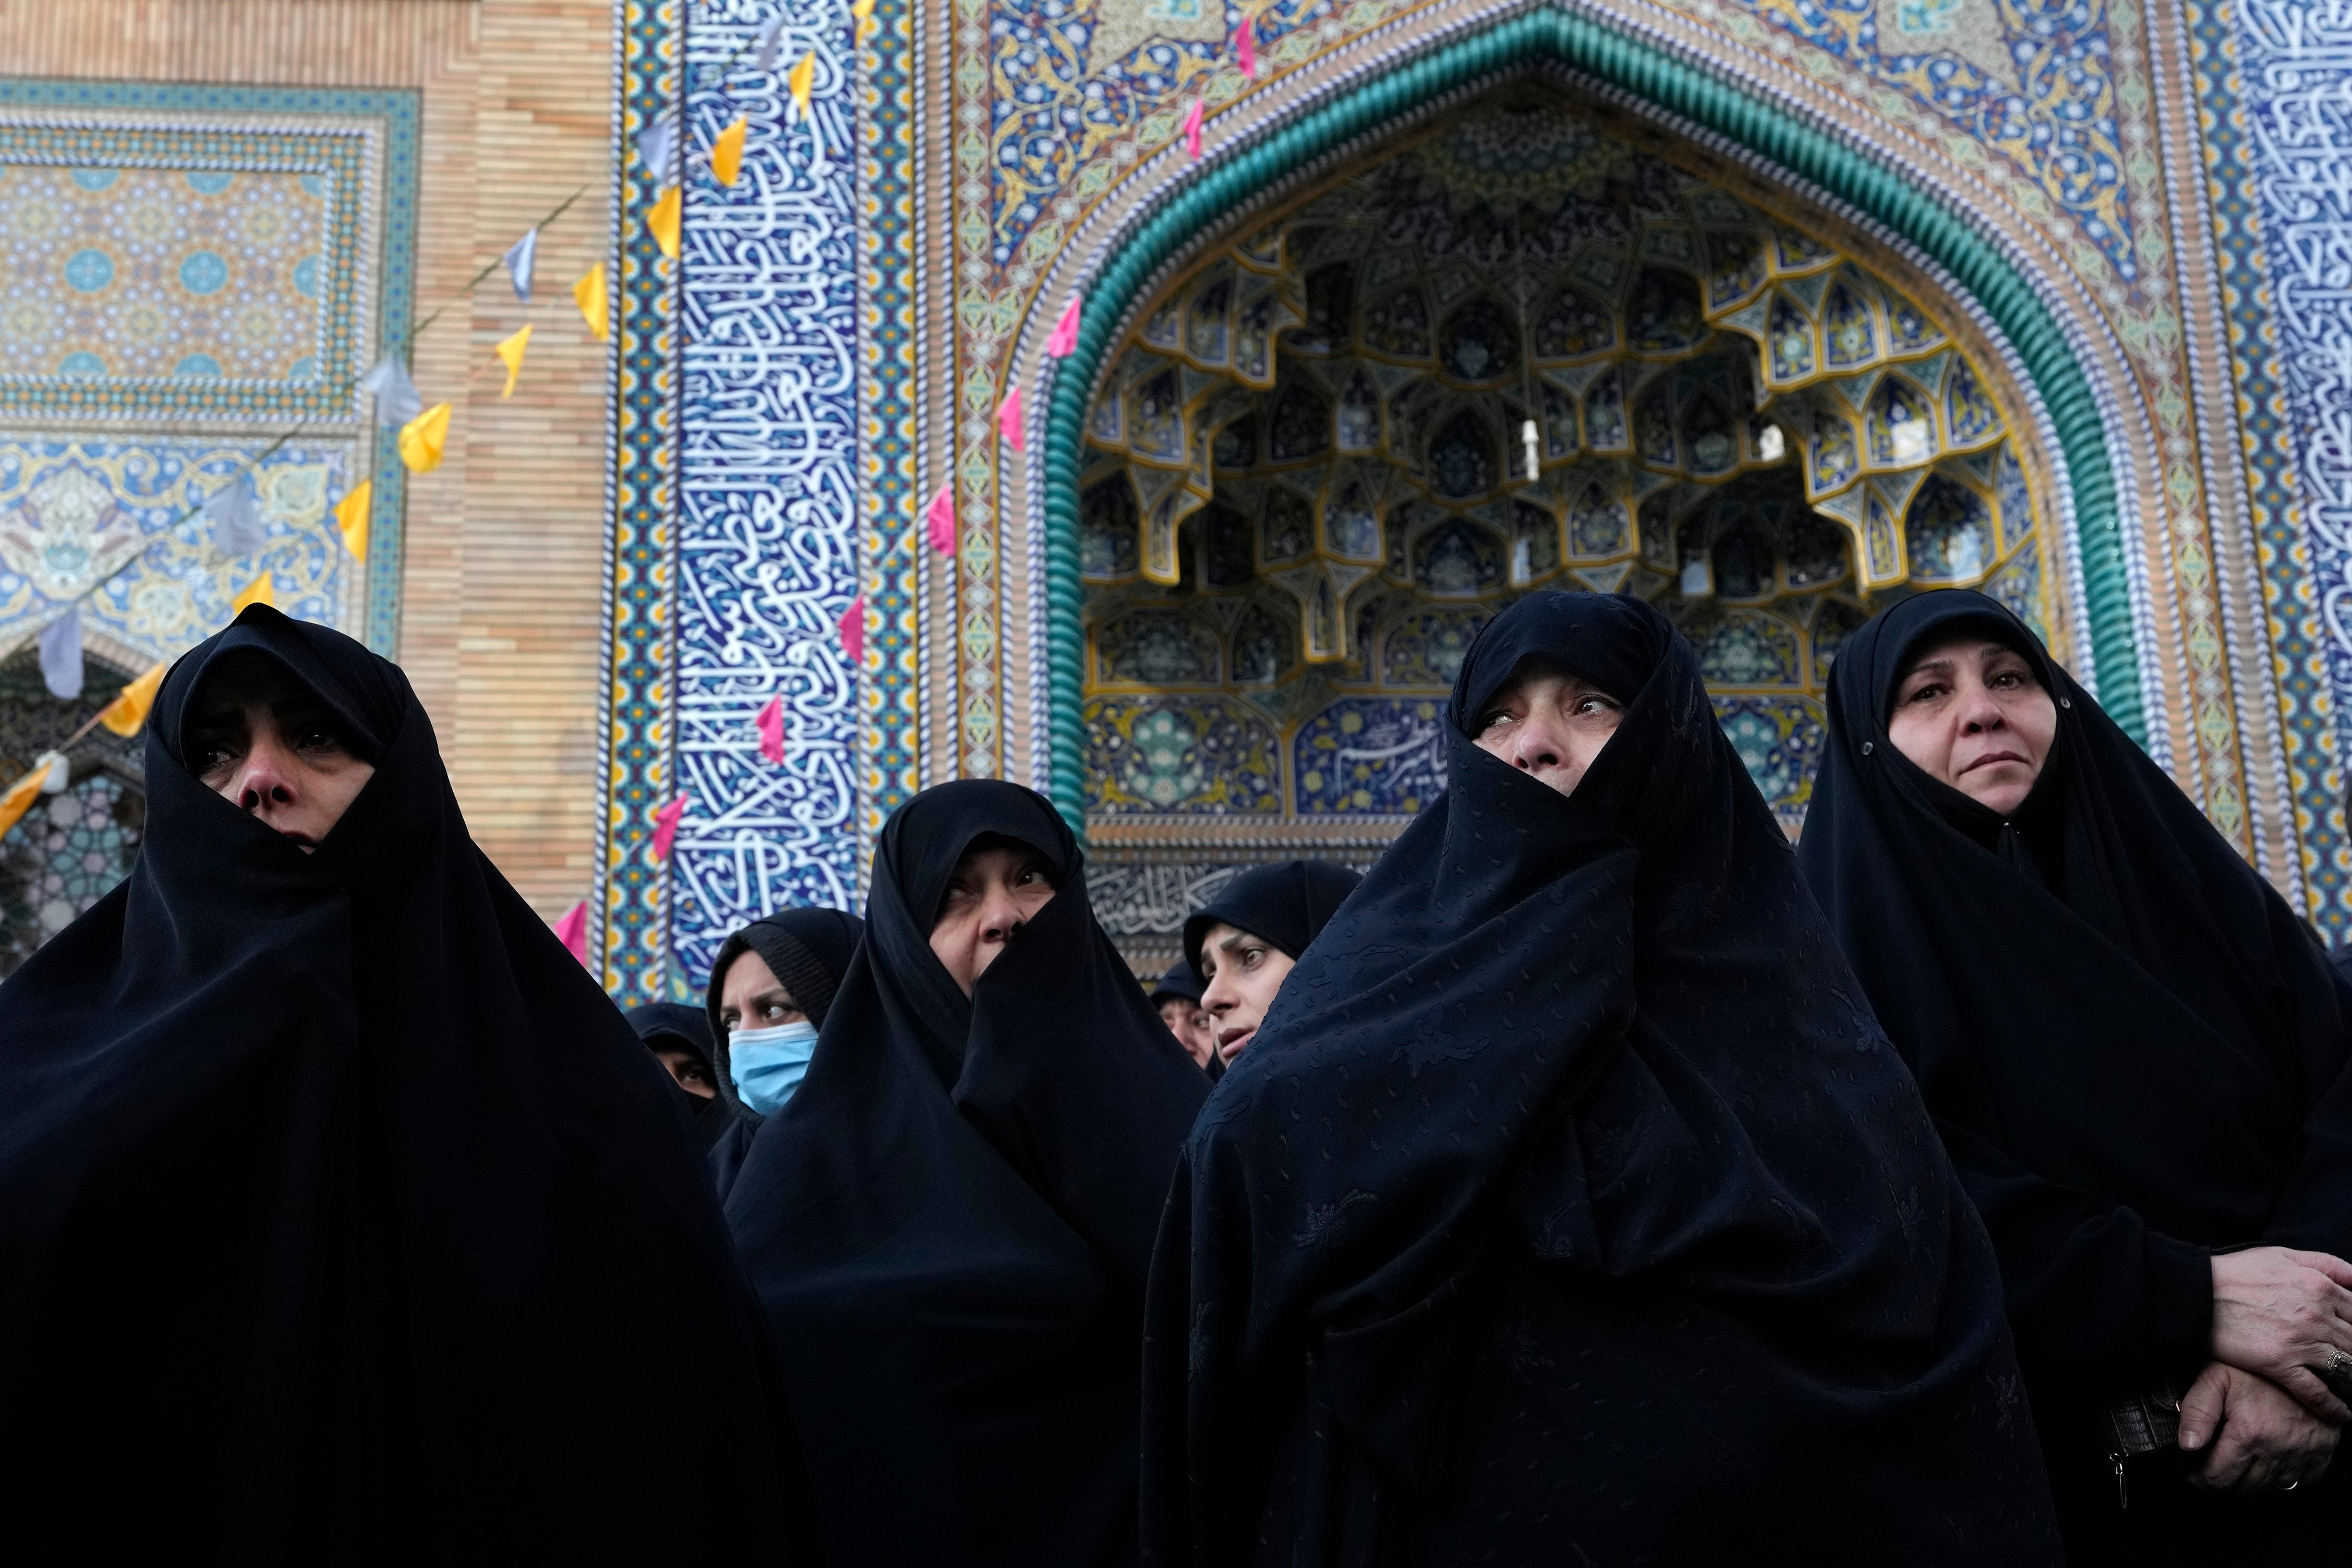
[{"xmin": 2, "ymin": 0, "xmax": 2349, "ymax": 996}]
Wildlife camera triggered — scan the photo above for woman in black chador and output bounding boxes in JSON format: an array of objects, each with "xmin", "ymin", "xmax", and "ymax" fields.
[
  {"xmin": 727, "ymin": 778, "xmax": 1209, "ymax": 1566},
  {"xmin": 700, "ymin": 906, "xmax": 864, "ymax": 1198},
  {"xmin": 0, "ymin": 606, "xmax": 798, "ymax": 1561},
  {"xmin": 1799, "ymin": 588, "xmax": 2352, "ymax": 1560},
  {"xmin": 1143, "ymin": 591, "xmax": 2061, "ymax": 1566}
]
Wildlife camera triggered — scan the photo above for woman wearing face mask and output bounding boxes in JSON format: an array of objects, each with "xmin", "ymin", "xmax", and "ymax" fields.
[
  {"xmin": 1799, "ymin": 589, "xmax": 2352, "ymax": 1559},
  {"xmin": 701, "ymin": 908, "xmax": 864, "ymax": 1200},
  {"xmin": 727, "ymin": 779, "xmax": 1208, "ymax": 1566},
  {"xmin": 0, "ymin": 606, "xmax": 799, "ymax": 1560},
  {"xmin": 1182, "ymin": 859, "xmax": 1361, "ymax": 1065},
  {"xmin": 1144, "ymin": 592, "xmax": 2059, "ymax": 1566}
]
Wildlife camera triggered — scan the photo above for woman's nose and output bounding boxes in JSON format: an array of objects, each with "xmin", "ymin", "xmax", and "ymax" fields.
[
  {"xmin": 234, "ymin": 743, "xmax": 298, "ymax": 811},
  {"xmin": 975, "ymin": 889, "xmax": 1025, "ymax": 941},
  {"xmin": 1511, "ymin": 719, "xmax": 1563, "ymax": 771}
]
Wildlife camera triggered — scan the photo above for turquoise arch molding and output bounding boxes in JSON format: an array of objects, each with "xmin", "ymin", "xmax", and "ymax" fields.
[{"xmin": 1040, "ymin": 4, "xmax": 2140, "ymax": 829}]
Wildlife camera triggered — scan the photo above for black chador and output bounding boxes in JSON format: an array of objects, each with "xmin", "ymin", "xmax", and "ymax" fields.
[
  {"xmin": 1143, "ymin": 592, "xmax": 2060, "ymax": 1566},
  {"xmin": 0, "ymin": 606, "xmax": 798, "ymax": 1559},
  {"xmin": 727, "ymin": 779, "xmax": 1209, "ymax": 1566},
  {"xmin": 1799, "ymin": 589, "xmax": 2352, "ymax": 1550}
]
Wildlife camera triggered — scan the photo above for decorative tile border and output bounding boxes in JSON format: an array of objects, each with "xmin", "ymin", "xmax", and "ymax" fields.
[
  {"xmin": 2190, "ymin": 0, "xmax": 2352, "ymax": 935},
  {"xmin": 595, "ymin": 0, "xmax": 687, "ymax": 998}
]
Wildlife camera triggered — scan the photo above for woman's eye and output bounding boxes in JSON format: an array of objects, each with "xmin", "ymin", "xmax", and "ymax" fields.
[{"xmin": 1480, "ymin": 711, "xmax": 1512, "ymax": 732}]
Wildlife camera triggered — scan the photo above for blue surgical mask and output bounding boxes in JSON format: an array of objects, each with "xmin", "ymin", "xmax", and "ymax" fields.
[{"xmin": 730, "ymin": 1020, "xmax": 817, "ymax": 1115}]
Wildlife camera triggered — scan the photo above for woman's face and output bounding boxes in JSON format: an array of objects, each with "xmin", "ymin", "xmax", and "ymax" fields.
[
  {"xmin": 1885, "ymin": 635, "xmax": 2057, "ymax": 816},
  {"xmin": 187, "ymin": 651, "xmax": 375, "ymax": 852},
  {"xmin": 718, "ymin": 948, "xmax": 804, "ymax": 1032},
  {"xmin": 1196, "ymin": 921, "xmax": 1294, "ymax": 1063},
  {"xmin": 928, "ymin": 840, "xmax": 1057, "ymax": 996},
  {"xmin": 1469, "ymin": 658, "xmax": 1624, "ymax": 798}
]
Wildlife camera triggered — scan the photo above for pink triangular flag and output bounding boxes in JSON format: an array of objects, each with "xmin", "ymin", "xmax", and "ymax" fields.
[
  {"xmin": 1046, "ymin": 293, "xmax": 1082, "ymax": 358},
  {"xmin": 1183, "ymin": 98, "xmax": 1204, "ymax": 159},
  {"xmin": 997, "ymin": 387, "xmax": 1025, "ymax": 452},
  {"xmin": 651, "ymin": 793, "xmax": 688, "ymax": 861},
  {"xmin": 1237, "ymin": 16, "xmax": 1256, "ymax": 78},
  {"xmin": 554, "ymin": 900, "xmax": 589, "ymax": 965},
  {"xmin": 839, "ymin": 595, "xmax": 866, "ymax": 664},
  {"xmin": 926, "ymin": 483, "xmax": 957, "ymax": 555},
  {"xmin": 756, "ymin": 694, "xmax": 786, "ymax": 763}
]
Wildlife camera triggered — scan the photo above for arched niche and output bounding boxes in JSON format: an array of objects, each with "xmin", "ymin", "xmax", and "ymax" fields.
[
  {"xmin": 1069, "ymin": 85, "xmax": 2058, "ymax": 958},
  {"xmin": 1036, "ymin": 11, "xmax": 2139, "ymax": 850}
]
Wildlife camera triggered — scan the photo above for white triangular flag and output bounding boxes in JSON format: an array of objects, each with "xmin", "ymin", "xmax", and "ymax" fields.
[
  {"xmin": 35, "ymin": 751, "xmax": 68, "ymax": 795},
  {"xmin": 503, "ymin": 227, "xmax": 538, "ymax": 303},
  {"xmin": 205, "ymin": 474, "xmax": 266, "ymax": 559},
  {"xmin": 754, "ymin": 13, "xmax": 789, "ymax": 72},
  {"xmin": 358, "ymin": 355, "xmax": 423, "ymax": 430},
  {"xmin": 37, "ymin": 605, "xmax": 82, "ymax": 700},
  {"xmin": 638, "ymin": 109, "xmax": 680, "ymax": 178}
]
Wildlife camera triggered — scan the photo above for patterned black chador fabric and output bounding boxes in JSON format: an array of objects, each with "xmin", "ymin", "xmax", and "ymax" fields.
[
  {"xmin": 0, "ymin": 605, "xmax": 798, "ymax": 1562},
  {"xmin": 727, "ymin": 779, "xmax": 1208, "ymax": 1567},
  {"xmin": 1799, "ymin": 588, "xmax": 2352, "ymax": 1553},
  {"xmin": 1143, "ymin": 591, "xmax": 2060, "ymax": 1566}
]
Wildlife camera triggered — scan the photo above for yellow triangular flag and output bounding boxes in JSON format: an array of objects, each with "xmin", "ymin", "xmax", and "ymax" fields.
[
  {"xmin": 232, "ymin": 571, "xmax": 275, "ymax": 615},
  {"xmin": 494, "ymin": 324, "xmax": 533, "ymax": 399},
  {"xmin": 712, "ymin": 116, "xmax": 747, "ymax": 187},
  {"xmin": 97, "ymin": 662, "xmax": 168, "ymax": 737},
  {"xmin": 574, "ymin": 263, "xmax": 610, "ymax": 342},
  {"xmin": 0, "ymin": 764, "xmax": 44, "ymax": 844},
  {"xmin": 850, "ymin": 0, "xmax": 875, "ymax": 42},
  {"xmin": 335, "ymin": 479, "xmax": 372, "ymax": 563},
  {"xmin": 788, "ymin": 52, "xmax": 816, "ymax": 120},
  {"xmin": 648, "ymin": 185, "xmax": 682, "ymax": 259},
  {"xmin": 398, "ymin": 401, "xmax": 452, "ymax": 473}
]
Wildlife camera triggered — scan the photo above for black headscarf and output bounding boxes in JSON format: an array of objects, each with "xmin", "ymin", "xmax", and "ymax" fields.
[
  {"xmin": 1144, "ymin": 591, "xmax": 2058, "ymax": 1566},
  {"xmin": 627, "ymin": 1000, "xmax": 737, "ymax": 1155},
  {"xmin": 0, "ymin": 605, "xmax": 798, "ymax": 1560},
  {"xmin": 699, "ymin": 908, "xmax": 864, "ymax": 1198},
  {"xmin": 1149, "ymin": 960, "xmax": 1204, "ymax": 1008},
  {"xmin": 1181, "ymin": 860, "xmax": 1364, "ymax": 972},
  {"xmin": 727, "ymin": 778, "xmax": 1209, "ymax": 1567},
  {"xmin": 1797, "ymin": 589, "xmax": 2352, "ymax": 1401}
]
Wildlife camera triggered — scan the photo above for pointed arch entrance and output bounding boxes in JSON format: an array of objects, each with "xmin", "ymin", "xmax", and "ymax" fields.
[{"xmin": 1035, "ymin": 14, "xmax": 2129, "ymax": 973}]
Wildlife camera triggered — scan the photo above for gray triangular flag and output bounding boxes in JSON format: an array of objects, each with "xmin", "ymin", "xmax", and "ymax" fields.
[
  {"xmin": 37, "ymin": 606, "xmax": 82, "ymax": 700},
  {"xmin": 358, "ymin": 355, "xmax": 423, "ymax": 430},
  {"xmin": 205, "ymin": 475, "xmax": 265, "ymax": 560},
  {"xmin": 503, "ymin": 227, "xmax": 538, "ymax": 303},
  {"xmin": 638, "ymin": 110, "xmax": 680, "ymax": 178},
  {"xmin": 753, "ymin": 14, "xmax": 789, "ymax": 73}
]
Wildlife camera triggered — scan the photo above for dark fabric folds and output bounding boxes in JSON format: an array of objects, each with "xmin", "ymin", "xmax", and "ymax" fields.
[
  {"xmin": 728, "ymin": 778, "xmax": 1209, "ymax": 1567},
  {"xmin": 1182, "ymin": 859, "xmax": 1363, "ymax": 970},
  {"xmin": 1797, "ymin": 589, "xmax": 2352, "ymax": 1547},
  {"xmin": 700, "ymin": 907, "xmax": 864, "ymax": 1197},
  {"xmin": 1144, "ymin": 591, "xmax": 2058, "ymax": 1567},
  {"xmin": 0, "ymin": 605, "xmax": 797, "ymax": 1562}
]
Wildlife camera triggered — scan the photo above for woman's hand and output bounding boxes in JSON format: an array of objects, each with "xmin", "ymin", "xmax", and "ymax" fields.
[
  {"xmin": 2210, "ymin": 1247, "xmax": 2352, "ymax": 1419},
  {"xmin": 2178, "ymin": 1361, "xmax": 2339, "ymax": 1493}
]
